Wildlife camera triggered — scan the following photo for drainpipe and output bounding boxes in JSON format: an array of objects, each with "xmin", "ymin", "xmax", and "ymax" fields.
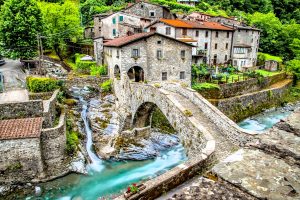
[{"xmin": 209, "ymin": 29, "xmax": 212, "ymax": 66}]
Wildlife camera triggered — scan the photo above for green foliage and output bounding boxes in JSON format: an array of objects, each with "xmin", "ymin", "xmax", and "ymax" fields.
[
  {"xmin": 255, "ymin": 69, "xmax": 281, "ymax": 77},
  {"xmin": 66, "ymin": 130, "xmax": 79, "ymax": 155},
  {"xmin": 100, "ymin": 79, "xmax": 112, "ymax": 93},
  {"xmin": 0, "ymin": 0, "xmax": 44, "ymax": 59},
  {"xmin": 38, "ymin": 0, "xmax": 83, "ymax": 60},
  {"xmin": 286, "ymin": 59, "xmax": 300, "ymax": 81},
  {"xmin": 7, "ymin": 162, "xmax": 22, "ymax": 171},
  {"xmin": 90, "ymin": 65, "xmax": 107, "ymax": 76},
  {"xmin": 151, "ymin": 107, "xmax": 175, "ymax": 134},
  {"xmin": 257, "ymin": 52, "xmax": 283, "ymax": 65},
  {"xmin": 75, "ymin": 53, "xmax": 97, "ymax": 72},
  {"xmin": 26, "ymin": 76, "xmax": 59, "ymax": 93},
  {"xmin": 192, "ymin": 83, "xmax": 220, "ymax": 91}
]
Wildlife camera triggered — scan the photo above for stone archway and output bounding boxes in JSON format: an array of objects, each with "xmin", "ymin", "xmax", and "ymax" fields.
[
  {"xmin": 127, "ymin": 66, "xmax": 144, "ymax": 82},
  {"xmin": 114, "ymin": 65, "xmax": 120, "ymax": 78}
]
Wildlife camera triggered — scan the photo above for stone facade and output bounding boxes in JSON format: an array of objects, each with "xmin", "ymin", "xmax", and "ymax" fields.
[
  {"xmin": 123, "ymin": 1, "xmax": 175, "ymax": 20},
  {"xmin": 145, "ymin": 19, "xmax": 234, "ymax": 65},
  {"xmin": 0, "ymin": 138, "xmax": 44, "ymax": 184},
  {"xmin": 93, "ymin": 37, "xmax": 104, "ymax": 65},
  {"xmin": 65, "ymin": 75, "xmax": 109, "ymax": 89},
  {"xmin": 264, "ymin": 60, "xmax": 278, "ymax": 71},
  {"xmin": 177, "ymin": 0, "xmax": 200, "ymax": 7},
  {"xmin": 104, "ymin": 33, "xmax": 193, "ymax": 86}
]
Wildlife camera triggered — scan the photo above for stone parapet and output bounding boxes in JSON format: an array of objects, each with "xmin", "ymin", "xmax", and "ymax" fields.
[{"xmin": 42, "ymin": 90, "xmax": 59, "ymax": 128}]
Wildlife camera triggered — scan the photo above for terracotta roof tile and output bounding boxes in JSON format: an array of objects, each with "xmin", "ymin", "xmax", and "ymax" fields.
[
  {"xmin": 0, "ymin": 118, "xmax": 43, "ymax": 140},
  {"xmin": 159, "ymin": 19, "xmax": 234, "ymax": 31},
  {"xmin": 104, "ymin": 32, "xmax": 155, "ymax": 47},
  {"xmin": 103, "ymin": 32, "xmax": 195, "ymax": 47}
]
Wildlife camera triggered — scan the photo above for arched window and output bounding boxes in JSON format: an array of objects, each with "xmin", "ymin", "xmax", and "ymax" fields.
[
  {"xmin": 127, "ymin": 66, "xmax": 144, "ymax": 82},
  {"xmin": 114, "ymin": 65, "xmax": 120, "ymax": 79}
]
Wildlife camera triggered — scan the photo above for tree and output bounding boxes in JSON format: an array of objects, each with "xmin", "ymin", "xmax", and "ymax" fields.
[
  {"xmin": 80, "ymin": 0, "xmax": 105, "ymax": 26},
  {"xmin": 39, "ymin": 1, "xmax": 83, "ymax": 60},
  {"xmin": 286, "ymin": 59, "xmax": 300, "ymax": 82},
  {"xmin": 0, "ymin": 0, "xmax": 44, "ymax": 59},
  {"xmin": 249, "ymin": 12, "xmax": 282, "ymax": 56}
]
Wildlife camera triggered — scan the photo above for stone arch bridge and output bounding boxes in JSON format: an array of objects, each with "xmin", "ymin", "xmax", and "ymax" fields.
[{"xmin": 114, "ymin": 74, "xmax": 255, "ymax": 159}]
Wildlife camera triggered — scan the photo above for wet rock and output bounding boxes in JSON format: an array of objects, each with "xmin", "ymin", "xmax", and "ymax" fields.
[
  {"xmin": 69, "ymin": 151, "xmax": 88, "ymax": 175},
  {"xmin": 35, "ymin": 186, "xmax": 42, "ymax": 196}
]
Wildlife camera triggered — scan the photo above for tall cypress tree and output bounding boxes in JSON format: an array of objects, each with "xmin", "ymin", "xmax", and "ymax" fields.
[{"xmin": 0, "ymin": 0, "xmax": 43, "ymax": 59}]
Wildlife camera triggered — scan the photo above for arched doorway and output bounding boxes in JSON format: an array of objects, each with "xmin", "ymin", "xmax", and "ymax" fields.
[
  {"xmin": 127, "ymin": 66, "xmax": 144, "ymax": 82},
  {"xmin": 114, "ymin": 65, "xmax": 120, "ymax": 79}
]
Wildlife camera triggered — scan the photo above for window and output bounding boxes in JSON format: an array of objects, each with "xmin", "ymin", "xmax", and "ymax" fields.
[
  {"xmin": 157, "ymin": 50, "xmax": 162, "ymax": 59},
  {"xmin": 181, "ymin": 50, "xmax": 186, "ymax": 59},
  {"xmin": 195, "ymin": 30, "xmax": 199, "ymax": 37},
  {"xmin": 182, "ymin": 28, "xmax": 187, "ymax": 36},
  {"xmin": 204, "ymin": 42, "xmax": 208, "ymax": 50},
  {"xmin": 205, "ymin": 31, "xmax": 209, "ymax": 37},
  {"xmin": 238, "ymin": 29, "xmax": 241, "ymax": 32},
  {"xmin": 149, "ymin": 11, "xmax": 155, "ymax": 17},
  {"xmin": 246, "ymin": 30, "xmax": 248, "ymax": 32},
  {"xmin": 215, "ymin": 31, "xmax": 218, "ymax": 38},
  {"xmin": 117, "ymin": 50, "xmax": 120, "ymax": 58},
  {"xmin": 252, "ymin": 31, "xmax": 254, "ymax": 34},
  {"xmin": 98, "ymin": 27, "xmax": 101, "ymax": 32},
  {"xmin": 226, "ymin": 43, "xmax": 229, "ymax": 49},
  {"xmin": 119, "ymin": 16, "xmax": 124, "ymax": 22},
  {"xmin": 132, "ymin": 48, "xmax": 139, "ymax": 58},
  {"xmin": 225, "ymin": 55, "xmax": 228, "ymax": 61},
  {"xmin": 112, "ymin": 18, "xmax": 116, "ymax": 24},
  {"xmin": 162, "ymin": 72, "xmax": 167, "ymax": 81},
  {"xmin": 227, "ymin": 32, "xmax": 230, "ymax": 38},
  {"xmin": 150, "ymin": 27, "xmax": 157, "ymax": 32},
  {"xmin": 215, "ymin": 43, "xmax": 218, "ymax": 49},
  {"xmin": 166, "ymin": 27, "xmax": 171, "ymax": 35},
  {"xmin": 157, "ymin": 40, "xmax": 162, "ymax": 44},
  {"xmin": 141, "ymin": 4, "xmax": 144, "ymax": 8},
  {"xmin": 180, "ymin": 71, "xmax": 185, "ymax": 79},
  {"xmin": 113, "ymin": 29, "xmax": 116, "ymax": 36}
]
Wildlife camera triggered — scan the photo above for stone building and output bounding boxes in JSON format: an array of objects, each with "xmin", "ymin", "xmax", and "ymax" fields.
[
  {"xmin": 185, "ymin": 12, "xmax": 213, "ymax": 21},
  {"xmin": 209, "ymin": 16, "xmax": 260, "ymax": 70},
  {"xmin": 145, "ymin": 19, "xmax": 234, "ymax": 65},
  {"xmin": 264, "ymin": 60, "xmax": 278, "ymax": 72},
  {"xmin": 177, "ymin": 0, "xmax": 200, "ymax": 7},
  {"xmin": 93, "ymin": 1, "xmax": 175, "ymax": 64},
  {"xmin": 103, "ymin": 32, "xmax": 193, "ymax": 85}
]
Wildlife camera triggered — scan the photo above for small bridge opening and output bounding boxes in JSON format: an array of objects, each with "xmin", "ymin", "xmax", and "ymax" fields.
[
  {"xmin": 114, "ymin": 65, "xmax": 120, "ymax": 79},
  {"xmin": 127, "ymin": 66, "xmax": 144, "ymax": 82},
  {"xmin": 133, "ymin": 102, "xmax": 175, "ymax": 134}
]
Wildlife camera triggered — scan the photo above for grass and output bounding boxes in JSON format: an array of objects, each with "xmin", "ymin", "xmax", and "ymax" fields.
[
  {"xmin": 64, "ymin": 58, "xmax": 76, "ymax": 70},
  {"xmin": 48, "ymin": 51, "xmax": 60, "ymax": 60},
  {"xmin": 192, "ymin": 83, "xmax": 220, "ymax": 91},
  {"xmin": 255, "ymin": 70, "xmax": 281, "ymax": 77}
]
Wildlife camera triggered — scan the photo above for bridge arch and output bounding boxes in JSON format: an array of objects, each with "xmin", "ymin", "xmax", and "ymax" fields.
[{"xmin": 127, "ymin": 66, "xmax": 144, "ymax": 82}]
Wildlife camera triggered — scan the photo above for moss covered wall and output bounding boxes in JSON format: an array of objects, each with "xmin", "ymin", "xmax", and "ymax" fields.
[{"xmin": 212, "ymin": 79, "xmax": 292, "ymax": 122}]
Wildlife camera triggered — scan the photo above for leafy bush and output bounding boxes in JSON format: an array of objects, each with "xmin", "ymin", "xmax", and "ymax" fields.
[
  {"xmin": 90, "ymin": 65, "xmax": 107, "ymax": 76},
  {"xmin": 257, "ymin": 52, "xmax": 283, "ymax": 65},
  {"xmin": 100, "ymin": 79, "xmax": 112, "ymax": 92},
  {"xmin": 286, "ymin": 59, "xmax": 300, "ymax": 82},
  {"xmin": 75, "ymin": 53, "xmax": 96, "ymax": 72},
  {"xmin": 66, "ymin": 130, "xmax": 79, "ymax": 155},
  {"xmin": 26, "ymin": 76, "xmax": 59, "ymax": 93},
  {"xmin": 192, "ymin": 83, "xmax": 220, "ymax": 91}
]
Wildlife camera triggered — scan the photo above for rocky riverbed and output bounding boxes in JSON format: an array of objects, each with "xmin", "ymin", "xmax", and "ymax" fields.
[{"xmin": 87, "ymin": 92, "xmax": 180, "ymax": 161}]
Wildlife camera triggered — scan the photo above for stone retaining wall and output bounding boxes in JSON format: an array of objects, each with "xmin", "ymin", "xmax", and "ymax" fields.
[
  {"xmin": 212, "ymin": 79, "xmax": 293, "ymax": 122},
  {"xmin": 0, "ymin": 100, "xmax": 43, "ymax": 120},
  {"xmin": 29, "ymin": 91, "xmax": 54, "ymax": 100},
  {"xmin": 41, "ymin": 111, "xmax": 67, "ymax": 178},
  {"xmin": 200, "ymin": 72, "xmax": 287, "ymax": 99},
  {"xmin": 64, "ymin": 76, "xmax": 109, "ymax": 89},
  {"xmin": 0, "ymin": 138, "xmax": 44, "ymax": 184},
  {"xmin": 42, "ymin": 90, "xmax": 58, "ymax": 128}
]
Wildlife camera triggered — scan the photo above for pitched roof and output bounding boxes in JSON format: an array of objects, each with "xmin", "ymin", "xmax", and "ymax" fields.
[
  {"xmin": 148, "ymin": 19, "xmax": 234, "ymax": 31},
  {"xmin": 103, "ymin": 32, "xmax": 195, "ymax": 47},
  {"xmin": 0, "ymin": 118, "xmax": 43, "ymax": 140}
]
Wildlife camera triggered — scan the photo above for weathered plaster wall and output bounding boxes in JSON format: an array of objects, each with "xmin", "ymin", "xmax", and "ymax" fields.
[
  {"xmin": 41, "ymin": 112, "xmax": 67, "ymax": 178},
  {"xmin": 0, "ymin": 138, "xmax": 44, "ymax": 184},
  {"xmin": 212, "ymin": 79, "xmax": 292, "ymax": 122}
]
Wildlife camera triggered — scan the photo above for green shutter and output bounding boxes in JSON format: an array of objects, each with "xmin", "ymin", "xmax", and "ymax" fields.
[
  {"xmin": 119, "ymin": 16, "xmax": 123, "ymax": 22},
  {"xmin": 112, "ymin": 18, "xmax": 116, "ymax": 24}
]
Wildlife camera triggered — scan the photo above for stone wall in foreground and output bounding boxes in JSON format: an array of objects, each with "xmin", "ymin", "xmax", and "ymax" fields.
[{"xmin": 0, "ymin": 138, "xmax": 44, "ymax": 184}]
